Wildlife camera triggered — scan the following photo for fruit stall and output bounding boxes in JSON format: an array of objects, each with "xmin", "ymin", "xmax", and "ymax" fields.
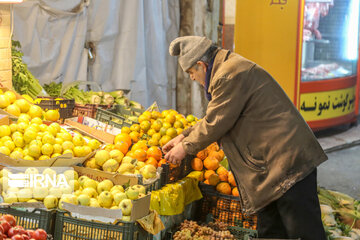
[{"xmin": 0, "ymin": 39, "xmax": 354, "ymax": 240}]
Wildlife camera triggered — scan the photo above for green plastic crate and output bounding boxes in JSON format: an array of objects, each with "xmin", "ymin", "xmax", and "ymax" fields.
[
  {"xmin": 0, "ymin": 206, "xmax": 56, "ymax": 234},
  {"xmin": 54, "ymin": 211, "xmax": 151, "ymax": 240}
]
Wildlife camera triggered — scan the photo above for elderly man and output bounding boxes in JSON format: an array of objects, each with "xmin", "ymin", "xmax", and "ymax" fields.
[{"xmin": 163, "ymin": 36, "xmax": 327, "ymax": 239}]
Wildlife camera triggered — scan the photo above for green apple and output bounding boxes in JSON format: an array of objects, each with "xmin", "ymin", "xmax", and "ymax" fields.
[
  {"xmin": 110, "ymin": 185, "xmax": 124, "ymax": 194},
  {"xmin": 43, "ymin": 195, "xmax": 58, "ymax": 209},
  {"xmin": 42, "ymin": 168, "xmax": 57, "ymax": 178},
  {"xmin": 131, "ymin": 185, "xmax": 146, "ymax": 195},
  {"xmin": 119, "ymin": 199, "xmax": 132, "ymax": 216},
  {"xmin": 78, "ymin": 175, "xmax": 89, "ymax": 187},
  {"xmin": 117, "ymin": 163, "xmax": 135, "ymax": 174},
  {"xmin": 27, "ymin": 199, "xmax": 38, "ymax": 203},
  {"xmin": 121, "ymin": 215, "xmax": 131, "ymax": 221},
  {"xmin": 69, "ymin": 180, "xmax": 80, "ymax": 191},
  {"xmin": 125, "ymin": 187, "xmax": 139, "ymax": 200},
  {"xmin": 83, "ymin": 179, "xmax": 98, "ymax": 190},
  {"xmin": 60, "ymin": 185, "xmax": 73, "ymax": 195},
  {"xmin": 136, "ymin": 161, "xmax": 146, "ymax": 170},
  {"xmin": 33, "ymin": 187, "xmax": 48, "ymax": 200},
  {"xmin": 6, "ymin": 187, "xmax": 19, "ymax": 194},
  {"xmin": 97, "ymin": 180, "xmax": 114, "ymax": 194},
  {"xmin": 102, "ymin": 159, "xmax": 119, "ymax": 173},
  {"xmin": 63, "ymin": 169, "xmax": 79, "ymax": 181},
  {"xmin": 25, "ymin": 167, "xmax": 39, "ymax": 175},
  {"xmin": 49, "ymin": 187, "xmax": 62, "ymax": 198},
  {"xmin": 89, "ymin": 198, "xmax": 100, "ymax": 207},
  {"xmin": 113, "ymin": 192, "xmax": 127, "ymax": 206},
  {"xmin": 17, "ymin": 188, "xmax": 33, "ymax": 202},
  {"xmin": 0, "ymin": 169, "xmax": 11, "ymax": 178},
  {"xmin": 58, "ymin": 194, "xmax": 77, "ymax": 210},
  {"xmin": 98, "ymin": 191, "xmax": 113, "ymax": 208},
  {"xmin": 77, "ymin": 194, "xmax": 90, "ymax": 206},
  {"xmin": 140, "ymin": 165, "xmax": 157, "ymax": 179},
  {"xmin": 3, "ymin": 192, "xmax": 17, "ymax": 203},
  {"xmin": 109, "ymin": 150, "xmax": 124, "ymax": 163},
  {"xmin": 82, "ymin": 187, "xmax": 98, "ymax": 198}
]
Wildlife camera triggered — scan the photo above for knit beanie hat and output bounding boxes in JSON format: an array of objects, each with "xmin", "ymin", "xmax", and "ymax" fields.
[{"xmin": 169, "ymin": 36, "xmax": 213, "ymax": 71}]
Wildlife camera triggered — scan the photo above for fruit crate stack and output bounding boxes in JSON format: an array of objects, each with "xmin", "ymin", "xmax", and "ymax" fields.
[
  {"xmin": 0, "ymin": 206, "xmax": 56, "ymax": 236},
  {"xmin": 160, "ymin": 155, "xmax": 193, "ymax": 186},
  {"xmin": 54, "ymin": 211, "xmax": 151, "ymax": 240},
  {"xmin": 73, "ymin": 103, "xmax": 112, "ymax": 118},
  {"xmin": 95, "ymin": 106, "xmax": 141, "ymax": 129},
  {"xmin": 197, "ymin": 183, "xmax": 258, "ymax": 230},
  {"xmin": 34, "ymin": 96, "xmax": 75, "ymax": 121}
]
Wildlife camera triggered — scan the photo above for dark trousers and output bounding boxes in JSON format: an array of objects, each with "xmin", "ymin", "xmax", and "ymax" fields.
[{"xmin": 257, "ymin": 169, "xmax": 326, "ymax": 240}]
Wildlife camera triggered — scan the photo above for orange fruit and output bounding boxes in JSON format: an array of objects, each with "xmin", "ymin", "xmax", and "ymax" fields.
[
  {"xmin": 158, "ymin": 158, "xmax": 167, "ymax": 167},
  {"xmin": 191, "ymin": 158, "xmax": 203, "ymax": 171},
  {"xmin": 219, "ymin": 173, "xmax": 228, "ymax": 182},
  {"xmin": 203, "ymin": 156, "xmax": 219, "ymax": 170},
  {"xmin": 228, "ymin": 171, "xmax": 236, "ymax": 187},
  {"xmin": 130, "ymin": 124, "xmax": 141, "ymax": 132},
  {"xmin": 165, "ymin": 114, "xmax": 176, "ymax": 125},
  {"xmin": 232, "ymin": 187, "xmax": 239, "ymax": 196},
  {"xmin": 159, "ymin": 135, "xmax": 171, "ymax": 147},
  {"xmin": 138, "ymin": 114, "xmax": 151, "ymax": 123},
  {"xmin": 140, "ymin": 120, "xmax": 151, "ymax": 132},
  {"xmin": 151, "ymin": 120, "xmax": 163, "ymax": 131},
  {"xmin": 129, "ymin": 131, "xmax": 140, "ymax": 143},
  {"xmin": 208, "ymin": 151, "xmax": 224, "ymax": 162},
  {"xmin": 114, "ymin": 141, "xmax": 129, "ymax": 155},
  {"xmin": 147, "ymin": 146, "xmax": 162, "ymax": 161},
  {"xmin": 145, "ymin": 157, "xmax": 158, "ymax": 168},
  {"xmin": 196, "ymin": 149, "xmax": 208, "ymax": 160},
  {"xmin": 216, "ymin": 182, "xmax": 232, "ymax": 195},
  {"xmin": 151, "ymin": 111, "xmax": 161, "ymax": 119},
  {"xmin": 216, "ymin": 166, "xmax": 228, "ymax": 176},
  {"xmin": 133, "ymin": 149, "xmax": 147, "ymax": 162},
  {"xmin": 121, "ymin": 126, "xmax": 131, "ymax": 134},
  {"xmin": 114, "ymin": 133, "xmax": 132, "ymax": 147},
  {"xmin": 126, "ymin": 151, "xmax": 135, "ymax": 158},
  {"xmin": 208, "ymin": 174, "xmax": 220, "ymax": 186},
  {"xmin": 207, "ymin": 142, "xmax": 219, "ymax": 152},
  {"xmin": 204, "ymin": 170, "xmax": 215, "ymax": 180},
  {"xmin": 204, "ymin": 179, "xmax": 210, "ymax": 185},
  {"xmin": 131, "ymin": 142, "xmax": 148, "ymax": 151}
]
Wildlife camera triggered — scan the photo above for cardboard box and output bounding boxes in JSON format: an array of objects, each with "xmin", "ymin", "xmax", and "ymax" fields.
[
  {"xmin": 73, "ymin": 165, "xmax": 138, "ymax": 186},
  {"xmin": 65, "ymin": 165, "xmax": 151, "ymax": 222},
  {"xmin": 0, "ymin": 114, "xmax": 9, "ymax": 125},
  {"xmin": 0, "ymin": 124, "xmax": 105, "ymax": 168},
  {"xmin": 65, "ymin": 119, "xmax": 116, "ymax": 144},
  {"xmin": 62, "ymin": 194, "xmax": 151, "ymax": 223}
]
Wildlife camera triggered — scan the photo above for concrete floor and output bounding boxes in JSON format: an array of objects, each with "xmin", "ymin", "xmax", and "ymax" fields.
[{"xmin": 317, "ymin": 141, "xmax": 360, "ymax": 199}]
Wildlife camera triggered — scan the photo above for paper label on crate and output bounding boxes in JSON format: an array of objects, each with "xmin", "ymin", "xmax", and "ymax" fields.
[{"xmin": 68, "ymin": 116, "xmax": 122, "ymax": 135}]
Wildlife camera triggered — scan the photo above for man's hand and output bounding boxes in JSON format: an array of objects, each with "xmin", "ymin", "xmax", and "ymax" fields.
[
  {"xmin": 164, "ymin": 142, "xmax": 186, "ymax": 165},
  {"xmin": 162, "ymin": 134, "xmax": 185, "ymax": 154}
]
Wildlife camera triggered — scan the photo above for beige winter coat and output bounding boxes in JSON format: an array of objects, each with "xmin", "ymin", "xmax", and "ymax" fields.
[{"xmin": 181, "ymin": 49, "xmax": 328, "ymax": 214}]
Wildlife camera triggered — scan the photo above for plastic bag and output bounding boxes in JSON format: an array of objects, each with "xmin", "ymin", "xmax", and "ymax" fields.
[
  {"xmin": 150, "ymin": 178, "xmax": 202, "ymax": 216},
  {"xmin": 137, "ymin": 210, "xmax": 165, "ymax": 235}
]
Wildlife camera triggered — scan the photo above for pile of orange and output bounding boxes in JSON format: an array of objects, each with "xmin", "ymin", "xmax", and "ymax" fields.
[
  {"xmin": 104, "ymin": 132, "xmax": 166, "ymax": 168},
  {"xmin": 191, "ymin": 142, "xmax": 239, "ymax": 197}
]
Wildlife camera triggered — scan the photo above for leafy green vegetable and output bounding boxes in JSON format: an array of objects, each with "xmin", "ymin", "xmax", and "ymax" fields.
[
  {"xmin": 12, "ymin": 40, "xmax": 44, "ymax": 99},
  {"xmin": 43, "ymin": 82, "xmax": 62, "ymax": 97}
]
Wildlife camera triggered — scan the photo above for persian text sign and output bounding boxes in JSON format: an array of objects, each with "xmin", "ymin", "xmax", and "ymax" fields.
[{"xmin": 299, "ymin": 87, "xmax": 356, "ymax": 121}]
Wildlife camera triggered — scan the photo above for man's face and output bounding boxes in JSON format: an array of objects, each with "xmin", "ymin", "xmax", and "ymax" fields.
[{"xmin": 186, "ymin": 61, "xmax": 207, "ymax": 87}]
